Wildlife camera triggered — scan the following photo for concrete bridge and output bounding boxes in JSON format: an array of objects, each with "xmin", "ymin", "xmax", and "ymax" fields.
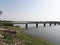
[{"xmin": 0, "ymin": 21, "xmax": 60, "ymax": 28}]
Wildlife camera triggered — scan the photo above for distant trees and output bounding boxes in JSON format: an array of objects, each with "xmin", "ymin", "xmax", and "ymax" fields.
[{"xmin": 0, "ymin": 11, "xmax": 2, "ymax": 16}]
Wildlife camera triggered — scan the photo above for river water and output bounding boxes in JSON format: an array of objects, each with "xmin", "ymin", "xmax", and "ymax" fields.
[{"xmin": 14, "ymin": 24, "xmax": 60, "ymax": 45}]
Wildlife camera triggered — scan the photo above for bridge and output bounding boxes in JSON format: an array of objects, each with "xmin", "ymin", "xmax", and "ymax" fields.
[{"xmin": 0, "ymin": 21, "xmax": 60, "ymax": 28}]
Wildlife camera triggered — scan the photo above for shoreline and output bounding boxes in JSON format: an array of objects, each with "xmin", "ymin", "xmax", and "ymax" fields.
[{"xmin": 0, "ymin": 26, "xmax": 55, "ymax": 45}]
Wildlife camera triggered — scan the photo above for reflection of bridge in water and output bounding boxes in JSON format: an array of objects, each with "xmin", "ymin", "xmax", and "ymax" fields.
[{"xmin": 0, "ymin": 21, "xmax": 60, "ymax": 28}]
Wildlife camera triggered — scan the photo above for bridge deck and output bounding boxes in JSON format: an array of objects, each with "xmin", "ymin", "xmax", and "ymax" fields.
[
  {"xmin": 0, "ymin": 21, "xmax": 60, "ymax": 28},
  {"xmin": 0, "ymin": 21, "xmax": 59, "ymax": 24}
]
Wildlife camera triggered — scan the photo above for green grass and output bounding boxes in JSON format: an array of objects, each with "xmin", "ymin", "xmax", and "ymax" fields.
[{"xmin": 4, "ymin": 33, "xmax": 13, "ymax": 45}]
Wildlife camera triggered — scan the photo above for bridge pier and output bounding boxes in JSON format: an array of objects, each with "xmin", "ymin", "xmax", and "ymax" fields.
[
  {"xmin": 54, "ymin": 23, "xmax": 56, "ymax": 25},
  {"xmin": 49, "ymin": 23, "xmax": 52, "ymax": 26},
  {"xmin": 44, "ymin": 23, "xmax": 46, "ymax": 27},
  {"xmin": 26, "ymin": 23, "xmax": 28, "ymax": 29},
  {"xmin": 36, "ymin": 23, "xmax": 38, "ymax": 28}
]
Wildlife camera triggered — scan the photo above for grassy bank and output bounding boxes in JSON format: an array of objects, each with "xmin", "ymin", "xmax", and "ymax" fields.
[{"xmin": 0, "ymin": 26, "xmax": 55, "ymax": 45}]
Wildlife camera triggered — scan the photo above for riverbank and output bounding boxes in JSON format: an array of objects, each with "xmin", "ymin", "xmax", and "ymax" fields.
[{"xmin": 0, "ymin": 26, "xmax": 55, "ymax": 45}]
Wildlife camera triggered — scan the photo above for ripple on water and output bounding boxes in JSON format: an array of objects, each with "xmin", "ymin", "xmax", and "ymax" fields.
[{"xmin": 23, "ymin": 25, "xmax": 60, "ymax": 45}]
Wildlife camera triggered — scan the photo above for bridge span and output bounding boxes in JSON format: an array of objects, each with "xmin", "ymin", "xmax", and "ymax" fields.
[{"xmin": 0, "ymin": 21, "xmax": 60, "ymax": 28}]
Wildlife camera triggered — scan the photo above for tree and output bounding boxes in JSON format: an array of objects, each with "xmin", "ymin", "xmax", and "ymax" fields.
[
  {"xmin": 0, "ymin": 11, "xmax": 2, "ymax": 16},
  {"xmin": 0, "ymin": 11, "xmax": 2, "ymax": 21}
]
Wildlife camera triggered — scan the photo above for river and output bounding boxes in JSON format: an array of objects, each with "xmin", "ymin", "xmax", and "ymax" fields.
[{"xmin": 14, "ymin": 24, "xmax": 60, "ymax": 45}]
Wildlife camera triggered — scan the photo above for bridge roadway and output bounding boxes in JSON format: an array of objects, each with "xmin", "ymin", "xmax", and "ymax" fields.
[{"xmin": 0, "ymin": 21, "xmax": 60, "ymax": 28}]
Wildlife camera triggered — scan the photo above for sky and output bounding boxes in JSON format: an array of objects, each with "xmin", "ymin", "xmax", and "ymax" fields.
[{"xmin": 0, "ymin": 0, "xmax": 60, "ymax": 21}]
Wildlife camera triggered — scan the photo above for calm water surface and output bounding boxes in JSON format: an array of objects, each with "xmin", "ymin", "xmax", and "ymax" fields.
[{"xmin": 14, "ymin": 24, "xmax": 60, "ymax": 45}]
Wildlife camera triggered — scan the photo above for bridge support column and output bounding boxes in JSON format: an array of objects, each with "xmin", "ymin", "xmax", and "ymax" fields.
[
  {"xmin": 44, "ymin": 23, "xmax": 46, "ymax": 27},
  {"xmin": 26, "ymin": 23, "xmax": 28, "ymax": 29},
  {"xmin": 36, "ymin": 23, "xmax": 38, "ymax": 28},
  {"xmin": 49, "ymin": 23, "xmax": 51, "ymax": 26},
  {"xmin": 54, "ymin": 23, "xmax": 56, "ymax": 25}
]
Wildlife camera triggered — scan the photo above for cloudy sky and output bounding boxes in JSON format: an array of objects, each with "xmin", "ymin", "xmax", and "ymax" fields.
[{"xmin": 0, "ymin": 0, "xmax": 60, "ymax": 21}]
